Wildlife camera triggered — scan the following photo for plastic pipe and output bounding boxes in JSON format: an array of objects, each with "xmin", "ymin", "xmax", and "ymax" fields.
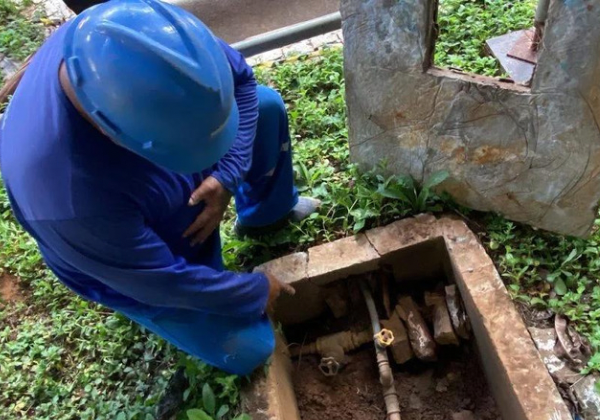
[
  {"xmin": 360, "ymin": 281, "xmax": 402, "ymax": 420},
  {"xmin": 532, "ymin": 0, "xmax": 550, "ymax": 50},
  {"xmin": 535, "ymin": 0, "xmax": 550, "ymax": 24},
  {"xmin": 231, "ymin": 12, "xmax": 342, "ymax": 57}
]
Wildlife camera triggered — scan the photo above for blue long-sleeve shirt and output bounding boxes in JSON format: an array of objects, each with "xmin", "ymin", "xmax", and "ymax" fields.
[{"xmin": 0, "ymin": 22, "xmax": 269, "ymax": 319}]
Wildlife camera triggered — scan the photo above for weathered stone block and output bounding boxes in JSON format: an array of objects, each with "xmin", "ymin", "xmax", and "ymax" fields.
[
  {"xmin": 366, "ymin": 215, "xmax": 442, "ymax": 257},
  {"xmin": 396, "ymin": 297, "xmax": 436, "ymax": 361},
  {"xmin": 425, "ymin": 291, "xmax": 460, "ymax": 345},
  {"xmin": 255, "ymin": 252, "xmax": 327, "ymax": 325},
  {"xmin": 381, "ymin": 312, "xmax": 414, "ymax": 364},
  {"xmin": 455, "ymin": 262, "xmax": 571, "ymax": 420},
  {"xmin": 254, "ymin": 252, "xmax": 308, "ymax": 285},
  {"xmin": 307, "ymin": 233, "xmax": 379, "ymax": 285},
  {"xmin": 342, "ymin": 0, "xmax": 600, "ymax": 237},
  {"xmin": 241, "ymin": 334, "xmax": 300, "ymax": 420},
  {"xmin": 529, "ymin": 327, "xmax": 583, "ymax": 385},
  {"xmin": 572, "ymin": 374, "xmax": 600, "ymax": 420}
]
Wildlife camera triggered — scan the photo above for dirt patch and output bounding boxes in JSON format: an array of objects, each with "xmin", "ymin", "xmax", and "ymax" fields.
[
  {"xmin": 293, "ymin": 349, "xmax": 385, "ymax": 420},
  {"xmin": 0, "ymin": 273, "xmax": 24, "ymax": 305},
  {"xmin": 293, "ymin": 345, "xmax": 501, "ymax": 420}
]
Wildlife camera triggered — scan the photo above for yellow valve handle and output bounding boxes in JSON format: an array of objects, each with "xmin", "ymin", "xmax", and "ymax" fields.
[{"xmin": 375, "ymin": 328, "xmax": 395, "ymax": 347}]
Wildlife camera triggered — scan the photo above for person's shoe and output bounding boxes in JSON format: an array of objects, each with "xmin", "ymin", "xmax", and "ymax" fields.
[
  {"xmin": 234, "ymin": 197, "xmax": 321, "ymax": 237},
  {"xmin": 156, "ymin": 368, "xmax": 188, "ymax": 420}
]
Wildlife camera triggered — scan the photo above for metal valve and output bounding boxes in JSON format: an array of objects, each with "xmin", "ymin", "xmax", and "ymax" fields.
[
  {"xmin": 319, "ymin": 357, "xmax": 341, "ymax": 376},
  {"xmin": 375, "ymin": 328, "xmax": 394, "ymax": 348}
]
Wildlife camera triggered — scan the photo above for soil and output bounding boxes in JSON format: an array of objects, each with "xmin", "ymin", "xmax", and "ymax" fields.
[
  {"xmin": 293, "ymin": 345, "xmax": 501, "ymax": 420},
  {"xmin": 0, "ymin": 272, "xmax": 23, "ymax": 306}
]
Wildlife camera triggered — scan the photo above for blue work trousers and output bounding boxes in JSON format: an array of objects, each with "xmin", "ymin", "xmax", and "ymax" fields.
[
  {"xmin": 127, "ymin": 86, "xmax": 298, "ymax": 374},
  {"xmin": 235, "ymin": 85, "xmax": 299, "ymax": 227}
]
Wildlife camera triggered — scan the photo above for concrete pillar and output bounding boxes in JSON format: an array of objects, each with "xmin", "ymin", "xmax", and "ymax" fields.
[{"xmin": 341, "ymin": 0, "xmax": 600, "ymax": 237}]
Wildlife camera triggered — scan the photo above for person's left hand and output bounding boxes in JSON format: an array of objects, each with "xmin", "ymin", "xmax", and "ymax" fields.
[{"xmin": 183, "ymin": 176, "xmax": 232, "ymax": 246}]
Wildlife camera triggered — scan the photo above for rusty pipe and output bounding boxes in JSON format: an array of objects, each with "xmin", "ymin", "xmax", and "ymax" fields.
[
  {"xmin": 532, "ymin": 0, "xmax": 550, "ymax": 50},
  {"xmin": 360, "ymin": 281, "xmax": 401, "ymax": 420},
  {"xmin": 290, "ymin": 330, "xmax": 372, "ymax": 376}
]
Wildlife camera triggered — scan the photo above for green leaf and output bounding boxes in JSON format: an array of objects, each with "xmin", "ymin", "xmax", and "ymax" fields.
[
  {"xmin": 554, "ymin": 278, "xmax": 567, "ymax": 296},
  {"xmin": 216, "ymin": 405, "xmax": 229, "ymax": 419},
  {"xmin": 396, "ymin": 174, "xmax": 415, "ymax": 190},
  {"xmin": 423, "ymin": 170, "xmax": 449, "ymax": 189},
  {"xmin": 353, "ymin": 218, "xmax": 366, "ymax": 233},
  {"xmin": 187, "ymin": 409, "xmax": 213, "ymax": 420},
  {"xmin": 116, "ymin": 412, "xmax": 127, "ymax": 420},
  {"xmin": 233, "ymin": 415, "xmax": 252, "ymax": 420},
  {"xmin": 202, "ymin": 383, "xmax": 216, "ymax": 415},
  {"xmin": 546, "ymin": 272, "xmax": 560, "ymax": 283},
  {"xmin": 376, "ymin": 184, "xmax": 405, "ymax": 201},
  {"xmin": 562, "ymin": 249, "xmax": 579, "ymax": 266},
  {"xmin": 415, "ymin": 189, "xmax": 430, "ymax": 212},
  {"xmin": 530, "ymin": 297, "xmax": 547, "ymax": 307}
]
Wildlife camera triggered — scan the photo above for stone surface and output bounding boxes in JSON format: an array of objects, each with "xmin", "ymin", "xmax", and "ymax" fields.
[
  {"xmin": 254, "ymin": 252, "xmax": 308, "ymax": 285},
  {"xmin": 250, "ymin": 217, "xmax": 571, "ymax": 420},
  {"xmin": 35, "ymin": 0, "xmax": 74, "ymax": 21},
  {"xmin": 425, "ymin": 291, "xmax": 460, "ymax": 346},
  {"xmin": 529, "ymin": 327, "xmax": 583, "ymax": 385},
  {"xmin": 450, "ymin": 229, "xmax": 572, "ymax": 419},
  {"xmin": 342, "ymin": 0, "xmax": 600, "ymax": 237},
  {"xmin": 381, "ymin": 312, "xmax": 414, "ymax": 364},
  {"xmin": 324, "ymin": 284, "xmax": 349, "ymax": 318},
  {"xmin": 255, "ymin": 252, "xmax": 328, "ymax": 325},
  {"xmin": 572, "ymin": 375, "xmax": 600, "ymax": 420},
  {"xmin": 307, "ymin": 233, "xmax": 380, "ymax": 285},
  {"xmin": 445, "ymin": 285, "xmax": 470, "ymax": 340},
  {"xmin": 452, "ymin": 410, "xmax": 477, "ymax": 420},
  {"xmin": 365, "ymin": 214, "xmax": 441, "ymax": 257},
  {"xmin": 396, "ymin": 297, "xmax": 436, "ymax": 361},
  {"xmin": 241, "ymin": 334, "xmax": 301, "ymax": 420}
]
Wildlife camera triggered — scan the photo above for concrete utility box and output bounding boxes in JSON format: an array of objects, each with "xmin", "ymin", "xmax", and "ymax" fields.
[{"xmin": 341, "ymin": 0, "xmax": 600, "ymax": 237}]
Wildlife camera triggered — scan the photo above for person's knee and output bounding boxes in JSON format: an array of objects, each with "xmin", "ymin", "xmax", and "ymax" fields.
[{"xmin": 257, "ymin": 86, "xmax": 285, "ymax": 120}]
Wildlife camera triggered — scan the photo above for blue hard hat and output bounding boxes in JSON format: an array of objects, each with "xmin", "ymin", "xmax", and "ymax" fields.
[{"xmin": 63, "ymin": 0, "xmax": 239, "ymax": 174}]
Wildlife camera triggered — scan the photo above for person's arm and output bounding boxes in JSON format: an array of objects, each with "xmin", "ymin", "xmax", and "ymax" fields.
[
  {"xmin": 209, "ymin": 39, "xmax": 259, "ymax": 193},
  {"xmin": 34, "ymin": 213, "xmax": 269, "ymax": 318}
]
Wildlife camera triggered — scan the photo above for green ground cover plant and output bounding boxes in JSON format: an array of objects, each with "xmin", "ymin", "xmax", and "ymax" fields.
[{"xmin": 2, "ymin": 1, "xmax": 597, "ymax": 419}]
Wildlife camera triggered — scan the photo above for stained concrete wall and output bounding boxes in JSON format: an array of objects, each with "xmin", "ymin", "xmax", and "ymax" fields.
[{"xmin": 341, "ymin": 0, "xmax": 600, "ymax": 237}]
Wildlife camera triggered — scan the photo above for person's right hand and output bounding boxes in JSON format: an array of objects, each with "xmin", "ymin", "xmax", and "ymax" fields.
[{"xmin": 266, "ymin": 273, "xmax": 295, "ymax": 314}]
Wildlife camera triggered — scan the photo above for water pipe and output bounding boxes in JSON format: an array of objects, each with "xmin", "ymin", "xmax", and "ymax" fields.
[
  {"xmin": 231, "ymin": 12, "xmax": 342, "ymax": 58},
  {"xmin": 290, "ymin": 329, "xmax": 372, "ymax": 376},
  {"xmin": 360, "ymin": 280, "xmax": 402, "ymax": 420},
  {"xmin": 532, "ymin": 0, "xmax": 550, "ymax": 50}
]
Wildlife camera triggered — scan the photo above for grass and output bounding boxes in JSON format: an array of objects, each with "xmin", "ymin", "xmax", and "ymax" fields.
[
  {"xmin": 435, "ymin": 0, "xmax": 536, "ymax": 76},
  {"xmin": 1, "ymin": 0, "xmax": 598, "ymax": 419},
  {"xmin": 0, "ymin": 0, "xmax": 46, "ymax": 61},
  {"xmin": 0, "ymin": 0, "xmax": 47, "ymax": 87}
]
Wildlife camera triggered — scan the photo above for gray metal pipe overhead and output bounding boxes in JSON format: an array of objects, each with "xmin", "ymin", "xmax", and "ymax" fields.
[
  {"xmin": 535, "ymin": 0, "xmax": 550, "ymax": 24},
  {"xmin": 231, "ymin": 12, "xmax": 342, "ymax": 57}
]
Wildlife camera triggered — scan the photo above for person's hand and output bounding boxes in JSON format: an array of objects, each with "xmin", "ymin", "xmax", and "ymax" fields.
[
  {"xmin": 266, "ymin": 273, "xmax": 295, "ymax": 314},
  {"xmin": 183, "ymin": 176, "xmax": 232, "ymax": 246}
]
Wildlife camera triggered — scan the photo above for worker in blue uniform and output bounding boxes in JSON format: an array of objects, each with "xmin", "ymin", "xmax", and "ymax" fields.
[{"xmin": 0, "ymin": 0, "xmax": 320, "ymax": 375}]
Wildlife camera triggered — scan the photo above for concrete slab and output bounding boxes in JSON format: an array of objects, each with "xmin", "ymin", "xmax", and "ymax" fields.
[
  {"xmin": 245, "ymin": 216, "xmax": 572, "ymax": 420},
  {"xmin": 572, "ymin": 375, "xmax": 600, "ymax": 420},
  {"xmin": 342, "ymin": 0, "xmax": 600, "ymax": 237},
  {"xmin": 486, "ymin": 30, "xmax": 536, "ymax": 84}
]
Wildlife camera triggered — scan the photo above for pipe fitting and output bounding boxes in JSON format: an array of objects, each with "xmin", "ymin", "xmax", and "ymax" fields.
[{"xmin": 375, "ymin": 328, "xmax": 395, "ymax": 348}]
